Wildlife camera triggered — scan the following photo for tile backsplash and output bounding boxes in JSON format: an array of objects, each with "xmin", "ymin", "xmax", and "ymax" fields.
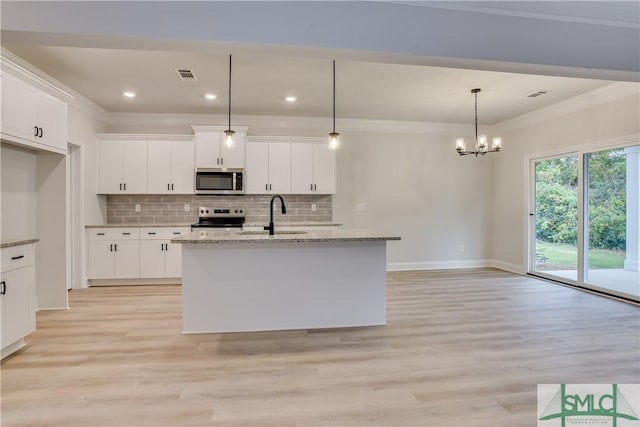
[{"xmin": 106, "ymin": 194, "xmax": 332, "ymax": 225}]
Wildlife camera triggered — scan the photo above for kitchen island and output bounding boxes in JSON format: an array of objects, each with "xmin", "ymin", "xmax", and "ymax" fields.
[{"xmin": 172, "ymin": 229, "xmax": 400, "ymax": 333}]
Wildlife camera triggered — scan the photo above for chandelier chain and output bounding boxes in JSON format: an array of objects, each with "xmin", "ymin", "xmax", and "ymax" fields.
[{"xmin": 474, "ymin": 90, "xmax": 478, "ymax": 146}]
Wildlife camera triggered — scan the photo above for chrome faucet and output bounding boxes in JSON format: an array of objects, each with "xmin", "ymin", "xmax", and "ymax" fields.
[{"xmin": 264, "ymin": 195, "xmax": 287, "ymax": 235}]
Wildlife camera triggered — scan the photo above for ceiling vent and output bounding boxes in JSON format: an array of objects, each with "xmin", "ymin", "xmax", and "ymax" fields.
[
  {"xmin": 175, "ymin": 69, "xmax": 198, "ymax": 81},
  {"xmin": 527, "ymin": 91, "xmax": 548, "ymax": 98}
]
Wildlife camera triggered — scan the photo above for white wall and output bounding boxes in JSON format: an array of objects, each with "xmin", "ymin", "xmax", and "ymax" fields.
[
  {"xmin": 68, "ymin": 105, "xmax": 108, "ymax": 225},
  {"xmin": 333, "ymin": 131, "xmax": 493, "ymax": 270},
  {"xmin": 67, "ymin": 105, "xmax": 107, "ymax": 289},
  {"xmin": 492, "ymin": 93, "xmax": 640, "ymax": 273},
  {"xmin": 0, "ymin": 144, "xmax": 37, "ymax": 239}
]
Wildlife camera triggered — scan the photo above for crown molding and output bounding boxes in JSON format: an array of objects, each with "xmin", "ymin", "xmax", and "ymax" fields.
[
  {"xmin": 1, "ymin": 48, "xmax": 109, "ymax": 124},
  {"xmin": 191, "ymin": 124, "xmax": 250, "ymax": 133},
  {"xmin": 108, "ymin": 112, "xmax": 470, "ymax": 135},
  {"xmin": 1, "ymin": 48, "xmax": 75, "ymax": 102},
  {"xmin": 247, "ymin": 136, "xmax": 325, "ymax": 144},
  {"xmin": 495, "ymin": 82, "xmax": 639, "ymax": 134},
  {"xmin": 95, "ymin": 133, "xmax": 194, "ymax": 141}
]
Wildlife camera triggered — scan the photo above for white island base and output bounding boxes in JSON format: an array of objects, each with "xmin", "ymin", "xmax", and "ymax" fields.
[{"xmin": 181, "ymin": 240, "xmax": 387, "ymax": 333}]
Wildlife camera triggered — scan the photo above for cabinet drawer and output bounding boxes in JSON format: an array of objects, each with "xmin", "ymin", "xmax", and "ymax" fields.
[
  {"xmin": 88, "ymin": 228, "xmax": 139, "ymax": 241},
  {"xmin": 1, "ymin": 244, "xmax": 35, "ymax": 273},
  {"xmin": 140, "ymin": 227, "xmax": 190, "ymax": 240}
]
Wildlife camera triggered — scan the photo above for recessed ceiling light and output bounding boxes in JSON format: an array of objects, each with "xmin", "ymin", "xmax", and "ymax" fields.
[
  {"xmin": 285, "ymin": 96, "xmax": 297, "ymax": 103},
  {"xmin": 123, "ymin": 91, "xmax": 136, "ymax": 98},
  {"xmin": 205, "ymin": 93, "xmax": 217, "ymax": 100}
]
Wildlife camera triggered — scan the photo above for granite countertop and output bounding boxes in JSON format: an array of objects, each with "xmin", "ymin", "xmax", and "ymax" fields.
[
  {"xmin": 87, "ymin": 222, "xmax": 341, "ymax": 228},
  {"xmin": 172, "ymin": 229, "xmax": 400, "ymax": 244},
  {"xmin": 1, "ymin": 238, "xmax": 39, "ymax": 249},
  {"xmin": 86, "ymin": 224, "xmax": 192, "ymax": 228},
  {"xmin": 243, "ymin": 222, "xmax": 343, "ymax": 227}
]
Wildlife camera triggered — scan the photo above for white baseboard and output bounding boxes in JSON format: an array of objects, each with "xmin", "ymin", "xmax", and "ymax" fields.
[
  {"xmin": 386, "ymin": 259, "xmax": 526, "ymax": 274},
  {"xmin": 88, "ymin": 278, "xmax": 182, "ymax": 286},
  {"xmin": 387, "ymin": 259, "xmax": 492, "ymax": 271},
  {"xmin": 489, "ymin": 260, "xmax": 526, "ymax": 275}
]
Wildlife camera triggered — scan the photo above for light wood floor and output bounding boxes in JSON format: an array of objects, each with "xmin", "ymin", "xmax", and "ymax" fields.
[{"xmin": 2, "ymin": 269, "xmax": 639, "ymax": 427}]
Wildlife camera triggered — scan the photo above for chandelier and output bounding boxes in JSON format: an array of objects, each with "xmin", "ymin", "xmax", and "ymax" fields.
[{"xmin": 455, "ymin": 88, "xmax": 502, "ymax": 157}]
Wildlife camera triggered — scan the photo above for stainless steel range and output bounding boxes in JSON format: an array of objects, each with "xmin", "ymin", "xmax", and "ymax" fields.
[{"xmin": 191, "ymin": 207, "xmax": 245, "ymax": 230}]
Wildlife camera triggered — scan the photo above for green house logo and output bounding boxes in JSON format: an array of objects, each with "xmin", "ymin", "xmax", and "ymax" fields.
[{"xmin": 538, "ymin": 384, "xmax": 639, "ymax": 427}]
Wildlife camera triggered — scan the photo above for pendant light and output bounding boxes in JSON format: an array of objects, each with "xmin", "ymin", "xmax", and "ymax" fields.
[
  {"xmin": 224, "ymin": 54, "xmax": 235, "ymax": 149},
  {"xmin": 328, "ymin": 60, "xmax": 340, "ymax": 150},
  {"xmin": 455, "ymin": 88, "xmax": 502, "ymax": 157}
]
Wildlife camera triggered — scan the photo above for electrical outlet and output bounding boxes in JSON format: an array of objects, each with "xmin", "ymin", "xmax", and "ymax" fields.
[
  {"xmin": 135, "ymin": 204, "xmax": 141, "ymax": 212},
  {"xmin": 356, "ymin": 203, "xmax": 366, "ymax": 212},
  {"xmin": 459, "ymin": 245, "xmax": 465, "ymax": 252},
  {"xmin": 184, "ymin": 204, "xmax": 190, "ymax": 212},
  {"xmin": 311, "ymin": 203, "xmax": 317, "ymax": 212}
]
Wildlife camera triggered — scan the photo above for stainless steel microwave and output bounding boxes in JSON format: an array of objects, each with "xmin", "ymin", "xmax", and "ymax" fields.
[{"xmin": 195, "ymin": 168, "xmax": 244, "ymax": 195}]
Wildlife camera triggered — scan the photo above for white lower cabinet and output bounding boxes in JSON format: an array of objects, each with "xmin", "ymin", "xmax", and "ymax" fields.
[
  {"xmin": 88, "ymin": 227, "xmax": 188, "ymax": 282},
  {"xmin": 139, "ymin": 227, "xmax": 188, "ymax": 278},
  {"xmin": 1, "ymin": 243, "xmax": 36, "ymax": 359},
  {"xmin": 87, "ymin": 228, "xmax": 140, "ymax": 279}
]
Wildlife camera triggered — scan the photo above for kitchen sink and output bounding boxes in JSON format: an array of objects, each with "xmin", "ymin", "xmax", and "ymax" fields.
[{"xmin": 238, "ymin": 230, "xmax": 308, "ymax": 236}]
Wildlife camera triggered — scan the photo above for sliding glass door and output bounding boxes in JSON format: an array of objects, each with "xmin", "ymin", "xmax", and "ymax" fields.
[
  {"xmin": 530, "ymin": 144, "xmax": 639, "ymax": 302},
  {"xmin": 532, "ymin": 155, "xmax": 579, "ymax": 282},
  {"xmin": 584, "ymin": 146, "xmax": 639, "ymax": 299}
]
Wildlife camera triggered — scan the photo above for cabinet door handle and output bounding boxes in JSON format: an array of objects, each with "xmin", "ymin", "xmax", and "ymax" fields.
[
  {"xmin": 217, "ymin": 157, "xmax": 220, "ymax": 165},
  {"xmin": 39, "ymin": 127, "xmax": 43, "ymax": 138},
  {"xmin": 114, "ymin": 244, "xmax": 118, "ymax": 251},
  {"xmin": 173, "ymin": 232, "xmax": 181, "ymax": 235},
  {"xmin": 168, "ymin": 183, "xmax": 170, "ymax": 191},
  {"xmin": 123, "ymin": 183, "xmax": 126, "ymax": 191},
  {"xmin": 148, "ymin": 232, "xmax": 156, "ymax": 235},
  {"xmin": 97, "ymin": 233, "xmax": 105, "ymax": 236},
  {"xmin": 165, "ymin": 243, "xmax": 169, "ymax": 251},
  {"xmin": 161, "ymin": 243, "xmax": 164, "ymax": 251},
  {"xmin": 310, "ymin": 184, "xmax": 313, "ymax": 191},
  {"xmin": 1, "ymin": 281, "xmax": 6, "ymax": 295},
  {"xmin": 120, "ymin": 183, "xmax": 123, "ymax": 191},
  {"xmin": 122, "ymin": 232, "xmax": 130, "ymax": 235},
  {"xmin": 269, "ymin": 184, "xmax": 272, "ymax": 191},
  {"xmin": 11, "ymin": 255, "xmax": 25, "ymax": 260},
  {"xmin": 265, "ymin": 184, "xmax": 268, "ymax": 191},
  {"xmin": 34, "ymin": 126, "xmax": 39, "ymax": 137},
  {"xmin": 171, "ymin": 183, "xmax": 174, "ymax": 190},
  {"xmin": 220, "ymin": 158, "xmax": 224, "ymax": 165},
  {"xmin": 110, "ymin": 244, "xmax": 113, "ymax": 252}
]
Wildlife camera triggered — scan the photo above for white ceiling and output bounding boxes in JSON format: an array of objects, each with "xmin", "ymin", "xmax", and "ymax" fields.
[
  {"xmin": 3, "ymin": 0, "xmax": 638, "ymax": 124},
  {"xmin": 3, "ymin": 44, "xmax": 616, "ymax": 124}
]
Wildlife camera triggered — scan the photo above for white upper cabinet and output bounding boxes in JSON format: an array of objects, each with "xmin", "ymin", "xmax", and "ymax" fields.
[
  {"xmin": 147, "ymin": 139, "xmax": 194, "ymax": 194},
  {"xmin": 245, "ymin": 142, "xmax": 269, "ymax": 193},
  {"xmin": 98, "ymin": 135, "xmax": 194, "ymax": 194},
  {"xmin": 192, "ymin": 126, "xmax": 248, "ymax": 169},
  {"xmin": 98, "ymin": 139, "xmax": 147, "ymax": 194},
  {"xmin": 312, "ymin": 143, "xmax": 337, "ymax": 194},
  {"xmin": 1, "ymin": 73, "xmax": 68, "ymax": 154},
  {"xmin": 291, "ymin": 143, "xmax": 315, "ymax": 194},
  {"xmin": 245, "ymin": 140, "xmax": 291, "ymax": 194},
  {"xmin": 269, "ymin": 142, "xmax": 292, "ymax": 194},
  {"xmin": 291, "ymin": 140, "xmax": 336, "ymax": 194}
]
